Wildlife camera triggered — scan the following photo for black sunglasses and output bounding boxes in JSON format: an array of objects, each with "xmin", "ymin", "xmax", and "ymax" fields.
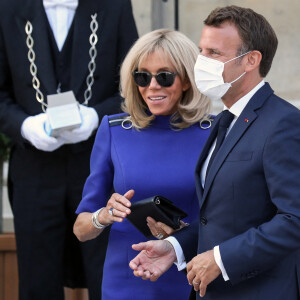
[{"xmin": 132, "ymin": 71, "xmax": 178, "ymax": 87}]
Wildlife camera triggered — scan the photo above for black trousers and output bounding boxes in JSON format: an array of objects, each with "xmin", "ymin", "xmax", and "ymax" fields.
[
  {"xmin": 189, "ymin": 289, "xmax": 196, "ymax": 300},
  {"xmin": 10, "ymin": 145, "xmax": 109, "ymax": 300}
]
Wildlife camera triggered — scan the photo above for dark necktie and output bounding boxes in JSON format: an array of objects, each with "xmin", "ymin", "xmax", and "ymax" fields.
[{"xmin": 206, "ymin": 110, "xmax": 235, "ymax": 176}]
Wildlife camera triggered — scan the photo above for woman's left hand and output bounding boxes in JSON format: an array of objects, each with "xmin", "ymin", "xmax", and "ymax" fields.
[{"xmin": 146, "ymin": 216, "xmax": 188, "ymax": 240}]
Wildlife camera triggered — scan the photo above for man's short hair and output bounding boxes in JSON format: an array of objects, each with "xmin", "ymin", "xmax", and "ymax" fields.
[{"xmin": 204, "ymin": 5, "xmax": 278, "ymax": 77}]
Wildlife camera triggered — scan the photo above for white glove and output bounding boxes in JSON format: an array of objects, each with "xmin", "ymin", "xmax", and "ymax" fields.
[
  {"xmin": 60, "ymin": 105, "xmax": 99, "ymax": 144},
  {"xmin": 21, "ymin": 113, "xmax": 65, "ymax": 152}
]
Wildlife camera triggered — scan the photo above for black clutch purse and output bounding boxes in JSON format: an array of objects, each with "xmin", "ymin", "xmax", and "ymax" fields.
[{"xmin": 126, "ymin": 195, "xmax": 188, "ymax": 238}]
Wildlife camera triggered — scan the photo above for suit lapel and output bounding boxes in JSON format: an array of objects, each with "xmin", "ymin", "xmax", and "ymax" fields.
[
  {"xmin": 70, "ymin": 0, "xmax": 103, "ymax": 95},
  {"xmin": 200, "ymin": 83, "xmax": 274, "ymax": 209},
  {"xmin": 201, "ymin": 110, "xmax": 257, "ymax": 207},
  {"xmin": 194, "ymin": 114, "xmax": 221, "ymax": 202},
  {"xmin": 17, "ymin": 0, "xmax": 57, "ymax": 95}
]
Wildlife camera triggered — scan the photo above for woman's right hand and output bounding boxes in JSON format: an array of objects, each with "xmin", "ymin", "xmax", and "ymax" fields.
[{"xmin": 98, "ymin": 189, "xmax": 135, "ymax": 225}]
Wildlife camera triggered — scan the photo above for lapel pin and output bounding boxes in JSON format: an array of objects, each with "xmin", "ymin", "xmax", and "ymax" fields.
[{"xmin": 244, "ymin": 118, "xmax": 249, "ymax": 123}]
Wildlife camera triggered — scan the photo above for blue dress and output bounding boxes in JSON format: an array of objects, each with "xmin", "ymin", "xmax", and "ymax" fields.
[{"xmin": 76, "ymin": 113, "xmax": 210, "ymax": 300}]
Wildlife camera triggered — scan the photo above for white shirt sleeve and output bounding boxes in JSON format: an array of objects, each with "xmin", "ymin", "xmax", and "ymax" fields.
[
  {"xmin": 165, "ymin": 236, "xmax": 187, "ymax": 271},
  {"xmin": 165, "ymin": 238, "xmax": 230, "ymax": 281},
  {"xmin": 213, "ymin": 245, "xmax": 229, "ymax": 281}
]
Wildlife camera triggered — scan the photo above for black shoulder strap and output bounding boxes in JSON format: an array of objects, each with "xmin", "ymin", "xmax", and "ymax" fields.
[{"xmin": 108, "ymin": 115, "xmax": 130, "ymax": 127}]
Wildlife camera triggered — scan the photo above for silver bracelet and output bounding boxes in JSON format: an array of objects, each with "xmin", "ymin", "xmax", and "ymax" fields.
[{"xmin": 91, "ymin": 207, "xmax": 108, "ymax": 229}]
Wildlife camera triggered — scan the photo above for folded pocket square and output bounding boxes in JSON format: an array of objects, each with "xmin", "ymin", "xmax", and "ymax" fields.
[{"xmin": 126, "ymin": 195, "xmax": 188, "ymax": 238}]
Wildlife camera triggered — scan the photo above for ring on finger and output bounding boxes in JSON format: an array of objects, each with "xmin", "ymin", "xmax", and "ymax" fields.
[
  {"xmin": 193, "ymin": 280, "xmax": 199, "ymax": 285},
  {"xmin": 108, "ymin": 207, "xmax": 114, "ymax": 216},
  {"xmin": 156, "ymin": 233, "xmax": 164, "ymax": 240}
]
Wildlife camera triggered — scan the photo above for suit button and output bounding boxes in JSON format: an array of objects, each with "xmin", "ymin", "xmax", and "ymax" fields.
[{"xmin": 200, "ymin": 217, "xmax": 207, "ymax": 225}]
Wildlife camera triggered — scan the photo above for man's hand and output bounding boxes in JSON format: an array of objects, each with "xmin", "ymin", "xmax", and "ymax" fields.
[
  {"xmin": 60, "ymin": 105, "xmax": 99, "ymax": 144},
  {"xmin": 187, "ymin": 250, "xmax": 221, "ymax": 298},
  {"xmin": 129, "ymin": 240, "xmax": 176, "ymax": 281}
]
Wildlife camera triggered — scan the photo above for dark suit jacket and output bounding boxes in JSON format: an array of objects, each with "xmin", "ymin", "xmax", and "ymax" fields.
[
  {"xmin": 0, "ymin": 0, "xmax": 138, "ymax": 147},
  {"xmin": 176, "ymin": 83, "xmax": 300, "ymax": 300},
  {"xmin": 0, "ymin": 0, "xmax": 138, "ymax": 290}
]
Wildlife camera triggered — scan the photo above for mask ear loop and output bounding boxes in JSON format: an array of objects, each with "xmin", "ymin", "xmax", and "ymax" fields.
[
  {"xmin": 229, "ymin": 71, "xmax": 246, "ymax": 85},
  {"xmin": 225, "ymin": 51, "xmax": 251, "ymax": 85},
  {"xmin": 224, "ymin": 50, "xmax": 252, "ymax": 64}
]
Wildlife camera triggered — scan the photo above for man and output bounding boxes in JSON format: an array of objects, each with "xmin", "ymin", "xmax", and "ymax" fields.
[
  {"xmin": 0, "ymin": 0, "xmax": 137, "ymax": 299},
  {"xmin": 129, "ymin": 5, "xmax": 300, "ymax": 300}
]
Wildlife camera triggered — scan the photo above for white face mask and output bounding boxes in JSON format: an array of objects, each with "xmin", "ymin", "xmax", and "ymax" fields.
[{"xmin": 194, "ymin": 51, "xmax": 250, "ymax": 100}]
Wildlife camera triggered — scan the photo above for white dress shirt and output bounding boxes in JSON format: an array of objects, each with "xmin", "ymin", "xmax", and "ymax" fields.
[
  {"xmin": 43, "ymin": 0, "xmax": 78, "ymax": 51},
  {"xmin": 166, "ymin": 80, "xmax": 265, "ymax": 280}
]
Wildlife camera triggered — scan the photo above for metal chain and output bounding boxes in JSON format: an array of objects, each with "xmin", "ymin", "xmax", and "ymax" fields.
[
  {"xmin": 83, "ymin": 13, "xmax": 98, "ymax": 106},
  {"xmin": 24, "ymin": 14, "xmax": 99, "ymax": 111},
  {"xmin": 25, "ymin": 21, "xmax": 47, "ymax": 112}
]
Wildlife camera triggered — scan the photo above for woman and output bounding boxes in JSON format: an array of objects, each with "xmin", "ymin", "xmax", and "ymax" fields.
[{"xmin": 74, "ymin": 29, "xmax": 211, "ymax": 299}]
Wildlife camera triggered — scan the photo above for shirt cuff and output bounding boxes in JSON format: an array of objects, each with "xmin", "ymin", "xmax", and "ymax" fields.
[
  {"xmin": 165, "ymin": 236, "xmax": 187, "ymax": 271},
  {"xmin": 213, "ymin": 245, "xmax": 229, "ymax": 281}
]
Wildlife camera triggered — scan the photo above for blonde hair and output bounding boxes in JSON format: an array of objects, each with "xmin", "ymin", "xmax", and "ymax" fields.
[{"xmin": 120, "ymin": 29, "xmax": 211, "ymax": 129}]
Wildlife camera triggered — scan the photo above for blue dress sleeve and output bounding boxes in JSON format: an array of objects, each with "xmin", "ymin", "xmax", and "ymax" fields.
[{"xmin": 76, "ymin": 115, "xmax": 114, "ymax": 213}]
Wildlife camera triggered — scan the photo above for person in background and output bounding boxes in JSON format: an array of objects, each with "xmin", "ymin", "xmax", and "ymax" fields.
[
  {"xmin": 0, "ymin": 0, "xmax": 138, "ymax": 299},
  {"xmin": 129, "ymin": 5, "xmax": 300, "ymax": 300},
  {"xmin": 73, "ymin": 29, "xmax": 212, "ymax": 300}
]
